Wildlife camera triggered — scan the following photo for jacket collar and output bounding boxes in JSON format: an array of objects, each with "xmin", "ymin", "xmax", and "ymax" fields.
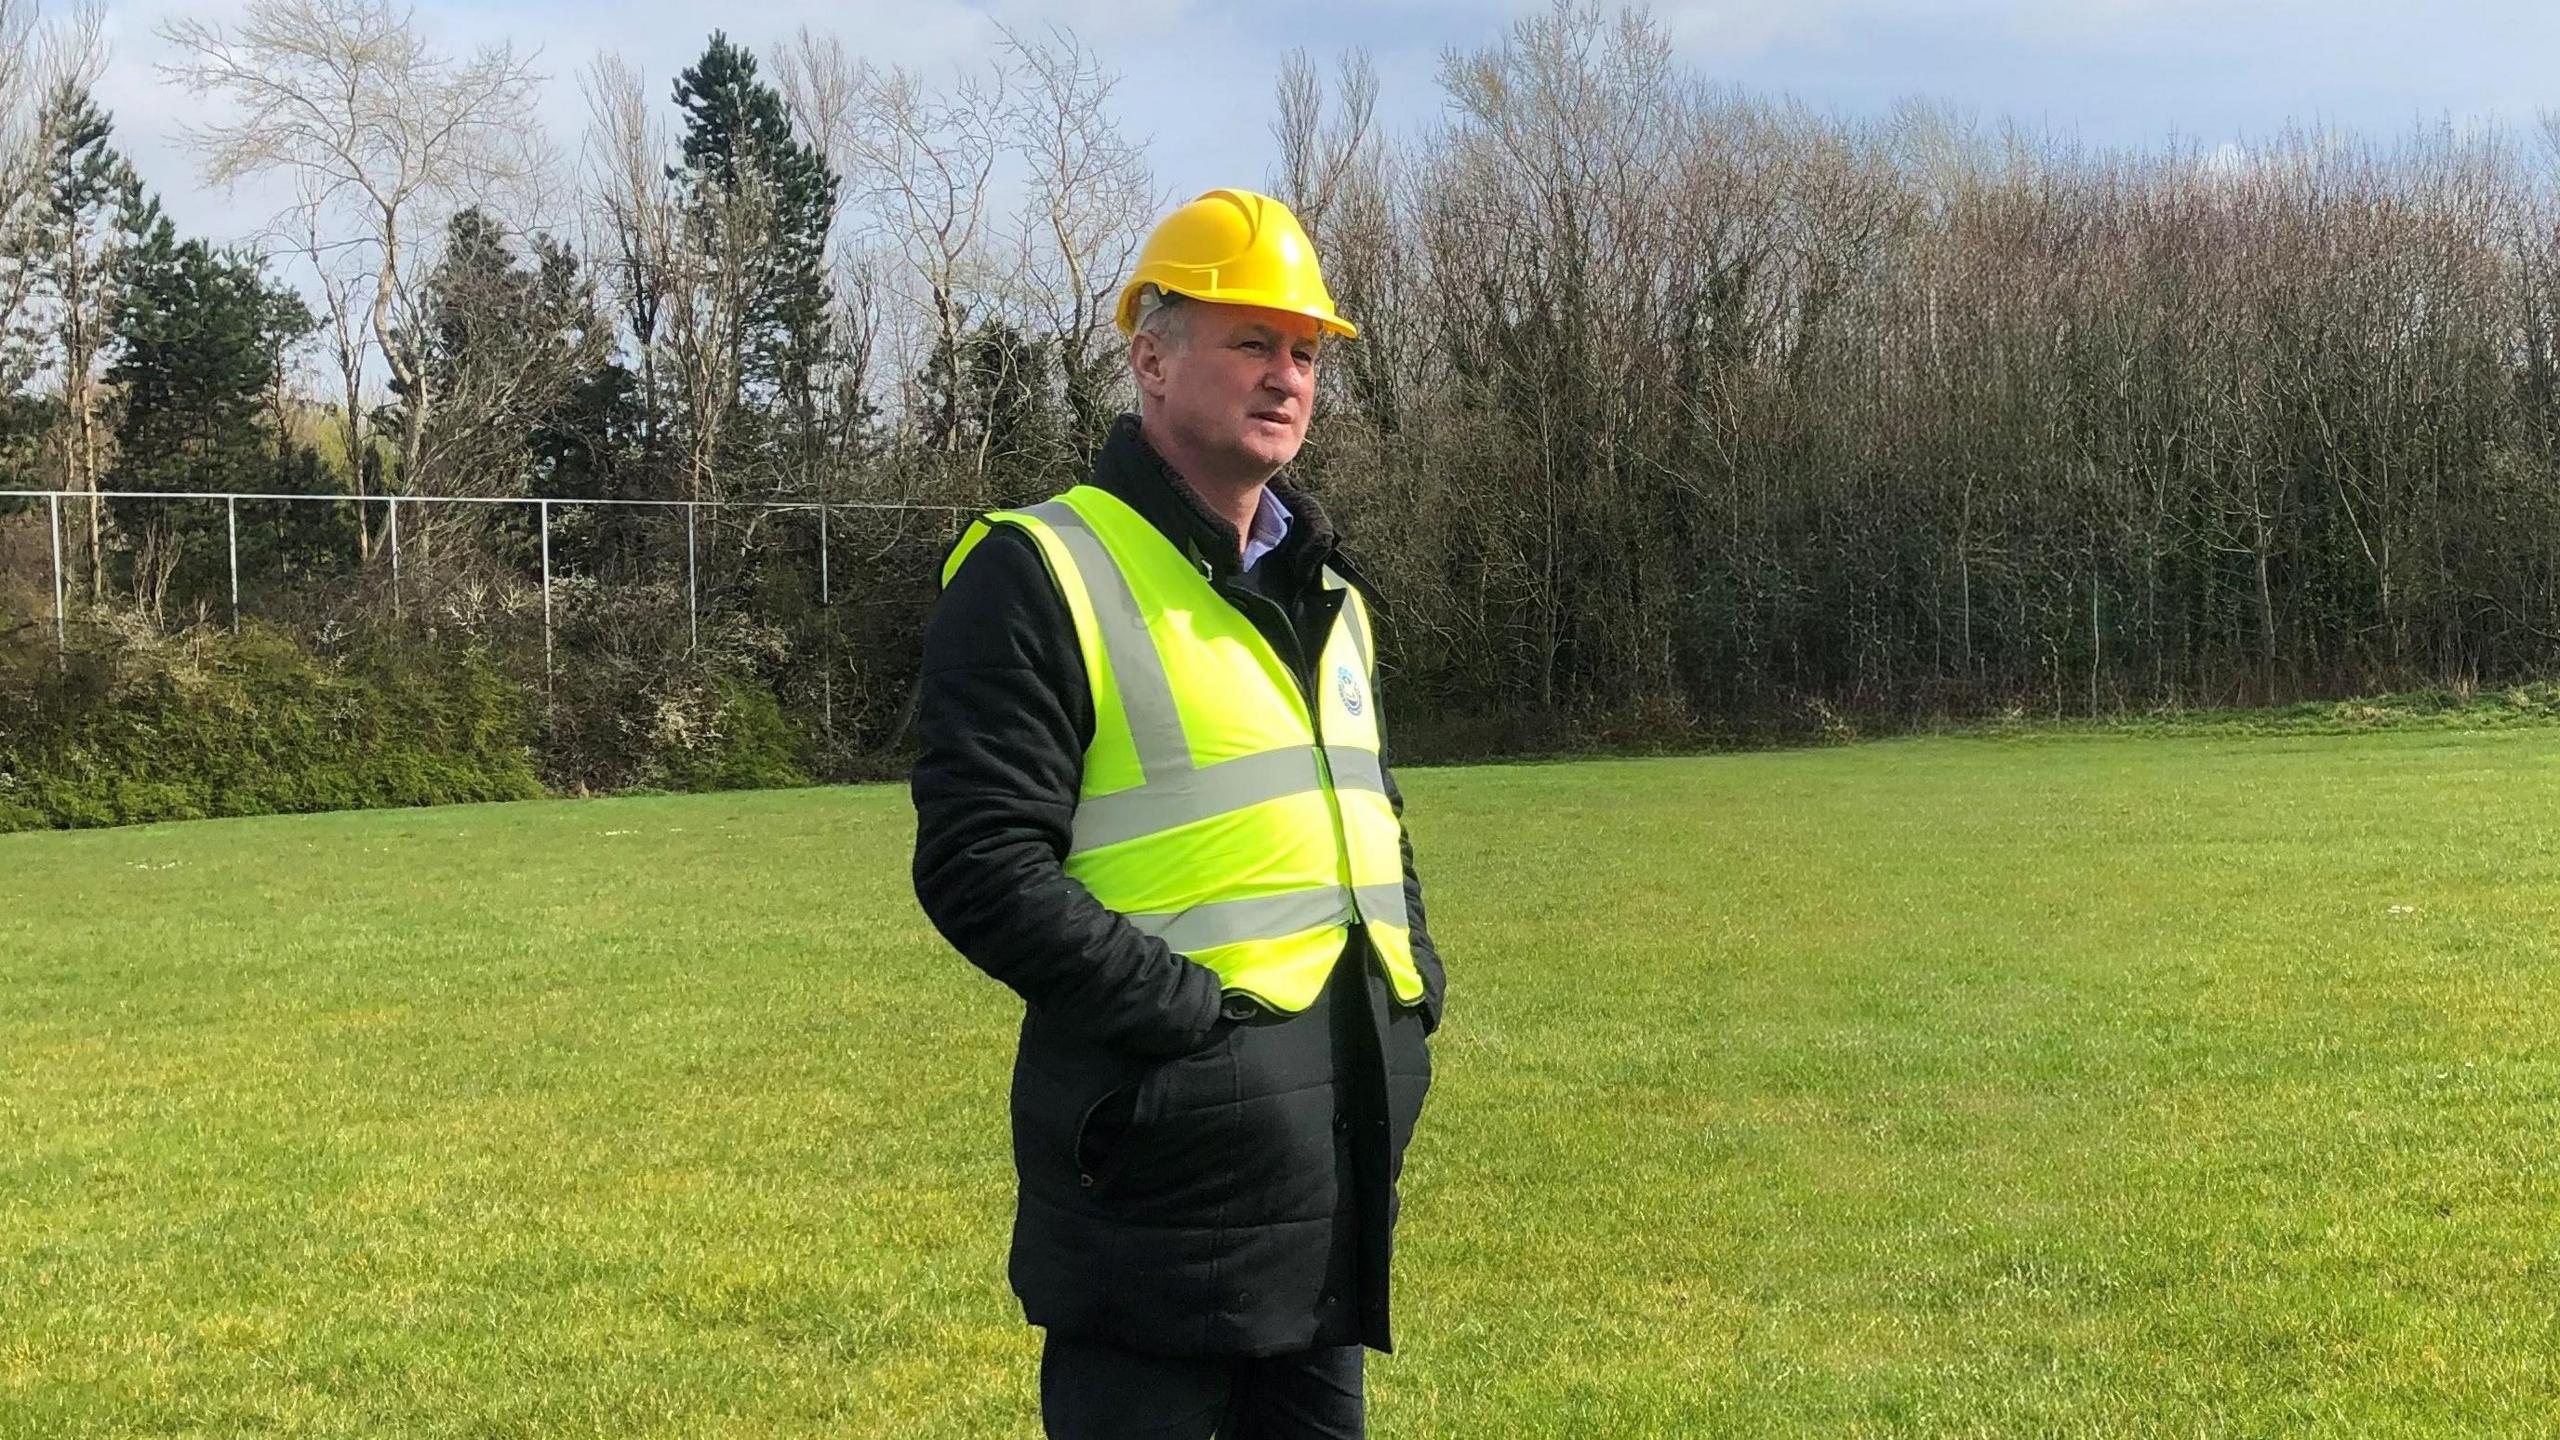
[{"xmin": 1090, "ymin": 413, "xmax": 1340, "ymax": 588}]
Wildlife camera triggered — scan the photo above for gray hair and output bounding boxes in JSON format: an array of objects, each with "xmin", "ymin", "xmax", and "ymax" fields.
[
  {"xmin": 1132, "ymin": 285, "xmax": 1193, "ymax": 350},
  {"xmin": 1131, "ymin": 287, "xmax": 1194, "ymax": 418}
]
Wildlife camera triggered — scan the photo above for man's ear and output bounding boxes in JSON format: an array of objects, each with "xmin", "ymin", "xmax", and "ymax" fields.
[{"xmin": 1129, "ymin": 332, "xmax": 1172, "ymax": 402}]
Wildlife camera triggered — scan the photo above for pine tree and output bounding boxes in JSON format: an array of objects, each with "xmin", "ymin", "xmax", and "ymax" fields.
[
  {"xmin": 669, "ymin": 33, "xmax": 839, "ymax": 462},
  {"xmin": 107, "ymin": 220, "xmax": 319, "ymax": 618},
  {"xmin": 19, "ymin": 80, "xmax": 154, "ymax": 599},
  {"xmin": 919, "ymin": 316, "xmax": 1069, "ymax": 504},
  {"xmin": 386, "ymin": 208, "xmax": 611, "ymax": 497}
]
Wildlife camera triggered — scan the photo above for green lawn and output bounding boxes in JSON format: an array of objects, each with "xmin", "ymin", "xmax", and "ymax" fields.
[{"xmin": 6, "ymin": 729, "xmax": 2560, "ymax": 1436}]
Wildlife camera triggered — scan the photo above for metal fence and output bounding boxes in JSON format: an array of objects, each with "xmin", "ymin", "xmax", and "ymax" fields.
[{"xmin": 1, "ymin": 488, "xmax": 973, "ymax": 676}]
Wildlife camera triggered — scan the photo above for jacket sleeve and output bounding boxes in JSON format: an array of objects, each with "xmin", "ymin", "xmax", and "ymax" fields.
[
  {"xmin": 910, "ymin": 526, "xmax": 1225, "ymax": 1057},
  {"xmin": 1331, "ymin": 550, "xmax": 1446, "ymax": 1036},
  {"xmin": 1381, "ymin": 733, "xmax": 1446, "ymax": 1036}
]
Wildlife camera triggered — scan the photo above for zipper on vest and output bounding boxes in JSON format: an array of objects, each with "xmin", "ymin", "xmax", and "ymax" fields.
[{"xmin": 1214, "ymin": 579, "xmax": 1315, "ymax": 711}]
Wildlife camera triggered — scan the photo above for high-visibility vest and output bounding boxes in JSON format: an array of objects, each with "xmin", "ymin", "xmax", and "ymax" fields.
[{"xmin": 942, "ymin": 484, "xmax": 1424, "ymax": 1014}]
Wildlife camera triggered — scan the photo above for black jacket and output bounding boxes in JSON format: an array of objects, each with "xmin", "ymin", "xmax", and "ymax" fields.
[{"xmin": 911, "ymin": 414, "xmax": 1444, "ymax": 1356}]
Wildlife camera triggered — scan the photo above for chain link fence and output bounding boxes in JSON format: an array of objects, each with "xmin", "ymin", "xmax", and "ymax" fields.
[{"xmin": 1, "ymin": 488, "xmax": 976, "ymax": 788}]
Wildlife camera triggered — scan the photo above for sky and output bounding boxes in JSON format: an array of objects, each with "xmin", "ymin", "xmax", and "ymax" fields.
[{"xmin": 75, "ymin": 0, "xmax": 2560, "ymax": 259}]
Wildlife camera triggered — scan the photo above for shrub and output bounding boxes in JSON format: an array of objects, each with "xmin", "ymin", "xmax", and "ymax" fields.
[
  {"xmin": 642, "ymin": 672, "xmax": 812, "ymax": 793},
  {"xmin": 0, "ymin": 619, "xmax": 543, "ymax": 832}
]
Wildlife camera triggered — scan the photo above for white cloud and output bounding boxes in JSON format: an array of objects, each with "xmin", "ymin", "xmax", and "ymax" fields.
[
  {"xmin": 89, "ymin": 0, "xmax": 1266, "ymax": 249},
  {"xmin": 86, "ymin": 0, "xmax": 2560, "ymax": 258},
  {"xmin": 1650, "ymin": 0, "xmax": 2313, "ymax": 62},
  {"xmin": 1658, "ymin": 0, "xmax": 1875, "ymax": 58}
]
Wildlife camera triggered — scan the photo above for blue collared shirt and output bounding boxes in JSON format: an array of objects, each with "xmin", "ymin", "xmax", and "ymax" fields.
[{"xmin": 1242, "ymin": 488, "xmax": 1293, "ymax": 571}]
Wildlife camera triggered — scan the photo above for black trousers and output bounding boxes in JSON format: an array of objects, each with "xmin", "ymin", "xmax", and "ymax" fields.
[{"xmin": 1039, "ymin": 1334, "xmax": 1365, "ymax": 1439}]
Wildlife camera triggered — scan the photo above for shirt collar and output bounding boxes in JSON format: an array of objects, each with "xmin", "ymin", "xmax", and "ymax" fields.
[{"xmin": 1241, "ymin": 487, "xmax": 1293, "ymax": 570}]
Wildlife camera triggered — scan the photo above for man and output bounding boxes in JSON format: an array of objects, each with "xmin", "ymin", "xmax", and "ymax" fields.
[{"xmin": 911, "ymin": 188, "xmax": 1447, "ymax": 1439}]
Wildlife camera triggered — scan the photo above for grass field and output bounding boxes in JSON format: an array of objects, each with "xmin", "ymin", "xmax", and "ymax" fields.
[{"xmin": 6, "ymin": 729, "xmax": 2560, "ymax": 1436}]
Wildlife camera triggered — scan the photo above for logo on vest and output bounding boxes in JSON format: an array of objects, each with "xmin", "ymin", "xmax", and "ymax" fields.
[{"xmin": 1336, "ymin": 664, "xmax": 1364, "ymax": 717}]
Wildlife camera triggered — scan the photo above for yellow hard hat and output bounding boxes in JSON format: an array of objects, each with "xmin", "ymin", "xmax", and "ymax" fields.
[{"xmin": 1114, "ymin": 188, "xmax": 1357, "ymax": 340}]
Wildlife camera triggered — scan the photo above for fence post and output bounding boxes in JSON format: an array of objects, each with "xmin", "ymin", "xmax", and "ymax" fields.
[
  {"xmin": 540, "ymin": 499, "xmax": 554, "ymax": 687},
  {"xmin": 48, "ymin": 492, "xmax": 64, "ymax": 652},
  {"xmin": 0, "ymin": 488, "xmax": 965, "ymax": 686}
]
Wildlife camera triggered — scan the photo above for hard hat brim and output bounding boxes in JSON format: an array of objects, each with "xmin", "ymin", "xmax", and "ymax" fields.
[{"xmin": 1115, "ymin": 282, "xmax": 1359, "ymax": 341}]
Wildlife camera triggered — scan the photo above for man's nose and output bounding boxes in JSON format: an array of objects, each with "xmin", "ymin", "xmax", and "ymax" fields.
[{"xmin": 1264, "ymin": 355, "xmax": 1310, "ymax": 396}]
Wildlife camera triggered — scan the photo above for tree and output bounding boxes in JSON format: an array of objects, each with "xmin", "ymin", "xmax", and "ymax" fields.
[
  {"xmin": 159, "ymin": 0, "xmax": 543, "ymax": 520},
  {"xmin": 391, "ymin": 207, "xmax": 611, "ymax": 499},
  {"xmin": 580, "ymin": 53, "xmax": 678, "ymax": 493},
  {"xmin": 1001, "ymin": 25, "xmax": 1153, "ymax": 458},
  {"xmin": 106, "ymin": 218, "xmax": 316, "ymax": 618},
  {"xmin": 16, "ymin": 77, "xmax": 149, "ymax": 599},
  {"xmin": 839, "ymin": 58, "xmax": 1006, "ymax": 460},
  {"xmin": 1269, "ymin": 49, "xmax": 1407, "ymax": 430},
  {"xmin": 0, "ymin": 1, "xmax": 105, "ymax": 492},
  {"xmin": 661, "ymin": 32, "xmax": 839, "ymax": 499},
  {"xmin": 917, "ymin": 314, "xmax": 1066, "ymax": 502},
  {"xmin": 675, "ymin": 32, "xmax": 835, "ymax": 400}
]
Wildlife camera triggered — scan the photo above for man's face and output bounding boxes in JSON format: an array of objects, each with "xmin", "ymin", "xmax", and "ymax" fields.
[{"xmin": 1133, "ymin": 303, "xmax": 1323, "ymax": 481}]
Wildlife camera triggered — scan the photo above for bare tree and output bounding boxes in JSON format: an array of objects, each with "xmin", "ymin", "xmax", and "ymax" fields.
[
  {"xmin": 1269, "ymin": 48, "xmax": 1376, "ymax": 244},
  {"xmin": 659, "ymin": 156, "xmax": 774, "ymax": 502},
  {"xmin": 766, "ymin": 31, "xmax": 904, "ymax": 493},
  {"xmin": 159, "ymin": 0, "xmax": 544, "ymax": 514},
  {"xmin": 0, "ymin": 0, "xmax": 103, "ymax": 404},
  {"xmin": 580, "ymin": 52, "xmax": 676, "ymax": 475},
  {"xmin": 1268, "ymin": 49, "xmax": 1410, "ymax": 428},
  {"xmin": 275, "ymin": 185, "xmax": 380, "ymax": 557},
  {"xmin": 840, "ymin": 59, "xmax": 1006, "ymax": 458},
  {"xmin": 772, "ymin": 27, "xmax": 865, "ymax": 210},
  {"xmin": 1000, "ymin": 23, "xmax": 1153, "ymax": 456},
  {"xmin": 16, "ymin": 69, "xmax": 142, "ymax": 603}
]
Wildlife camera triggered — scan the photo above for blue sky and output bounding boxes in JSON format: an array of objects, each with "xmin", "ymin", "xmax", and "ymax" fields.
[{"xmin": 85, "ymin": 0, "xmax": 2560, "ymax": 250}]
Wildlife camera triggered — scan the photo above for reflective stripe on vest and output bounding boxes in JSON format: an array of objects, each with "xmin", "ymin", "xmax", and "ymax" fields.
[{"xmin": 941, "ymin": 486, "xmax": 1423, "ymax": 1012}]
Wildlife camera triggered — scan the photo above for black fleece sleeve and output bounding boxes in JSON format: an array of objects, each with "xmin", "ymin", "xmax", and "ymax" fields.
[
  {"xmin": 1328, "ymin": 550, "xmax": 1447, "ymax": 1036},
  {"xmin": 1380, "ymin": 731, "xmax": 1446, "ymax": 1036},
  {"xmin": 910, "ymin": 527, "xmax": 1224, "ymax": 1057}
]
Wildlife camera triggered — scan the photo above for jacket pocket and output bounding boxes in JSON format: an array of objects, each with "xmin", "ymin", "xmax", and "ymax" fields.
[
  {"xmin": 1012, "ymin": 1039, "xmax": 1143, "ymax": 1203},
  {"xmin": 1072, "ymin": 1072, "xmax": 1149, "ymax": 1190},
  {"xmin": 1084, "ymin": 1025, "xmax": 1243, "ymax": 1213}
]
